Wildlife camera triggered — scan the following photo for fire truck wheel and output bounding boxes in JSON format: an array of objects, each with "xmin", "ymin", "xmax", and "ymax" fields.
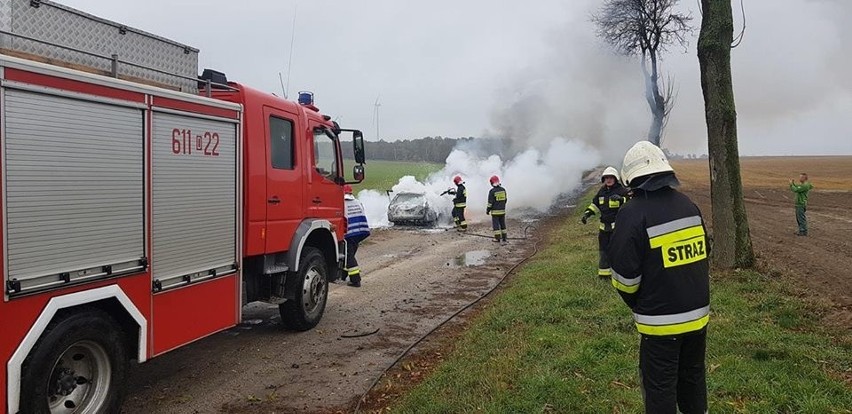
[
  {"xmin": 20, "ymin": 309, "xmax": 128, "ymax": 414},
  {"xmin": 280, "ymin": 246, "xmax": 328, "ymax": 331}
]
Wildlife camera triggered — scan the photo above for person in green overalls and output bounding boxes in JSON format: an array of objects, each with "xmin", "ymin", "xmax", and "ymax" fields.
[{"xmin": 790, "ymin": 172, "xmax": 814, "ymax": 236}]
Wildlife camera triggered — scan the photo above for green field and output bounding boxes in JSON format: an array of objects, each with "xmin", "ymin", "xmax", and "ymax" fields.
[
  {"xmin": 345, "ymin": 160, "xmax": 443, "ymax": 191},
  {"xmin": 389, "ymin": 191, "xmax": 852, "ymax": 413}
]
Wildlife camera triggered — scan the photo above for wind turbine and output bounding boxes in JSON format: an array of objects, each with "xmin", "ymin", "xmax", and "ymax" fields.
[{"xmin": 372, "ymin": 96, "xmax": 381, "ymax": 141}]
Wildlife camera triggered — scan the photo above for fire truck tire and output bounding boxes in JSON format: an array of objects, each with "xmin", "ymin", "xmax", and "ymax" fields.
[
  {"xmin": 20, "ymin": 309, "xmax": 128, "ymax": 414},
  {"xmin": 280, "ymin": 246, "xmax": 328, "ymax": 331}
]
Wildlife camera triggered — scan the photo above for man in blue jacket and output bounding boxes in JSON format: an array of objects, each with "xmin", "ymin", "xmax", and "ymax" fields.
[{"xmin": 342, "ymin": 185, "xmax": 370, "ymax": 287}]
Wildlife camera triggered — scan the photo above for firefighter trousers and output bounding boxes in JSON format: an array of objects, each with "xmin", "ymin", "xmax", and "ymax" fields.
[
  {"xmin": 639, "ymin": 329, "xmax": 707, "ymax": 414},
  {"xmin": 452, "ymin": 206, "xmax": 467, "ymax": 229},
  {"xmin": 344, "ymin": 237, "xmax": 363, "ymax": 284},
  {"xmin": 491, "ymin": 214, "xmax": 507, "ymax": 241},
  {"xmin": 598, "ymin": 229, "xmax": 613, "ymax": 277}
]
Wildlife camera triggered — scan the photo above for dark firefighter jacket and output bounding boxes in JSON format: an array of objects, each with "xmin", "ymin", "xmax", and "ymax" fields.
[
  {"xmin": 607, "ymin": 186, "xmax": 710, "ymax": 337},
  {"xmin": 584, "ymin": 183, "xmax": 629, "ymax": 231},
  {"xmin": 487, "ymin": 185, "xmax": 507, "ymax": 216},
  {"xmin": 448, "ymin": 183, "xmax": 467, "ymax": 208}
]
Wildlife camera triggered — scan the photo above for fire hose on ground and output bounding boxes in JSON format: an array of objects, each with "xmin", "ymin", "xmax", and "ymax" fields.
[
  {"xmin": 353, "ymin": 224, "xmax": 540, "ymax": 413},
  {"xmin": 455, "ymin": 223, "xmax": 537, "ymax": 241}
]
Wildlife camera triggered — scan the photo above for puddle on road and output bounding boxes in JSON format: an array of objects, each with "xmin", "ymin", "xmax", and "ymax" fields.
[{"xmin": 445, "ymin": 250, "xmax": 491, "ymax": 268}]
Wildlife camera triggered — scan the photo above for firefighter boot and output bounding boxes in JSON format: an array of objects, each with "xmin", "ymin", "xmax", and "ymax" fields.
[{"xmin": 348, "ymin": 273, "xmax": 361, "ymax": 288}]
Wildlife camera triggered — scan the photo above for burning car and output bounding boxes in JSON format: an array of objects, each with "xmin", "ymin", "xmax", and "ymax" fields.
[{"xmin": 387, "ymin": 192, "xmax": 439, "ymax": 226}]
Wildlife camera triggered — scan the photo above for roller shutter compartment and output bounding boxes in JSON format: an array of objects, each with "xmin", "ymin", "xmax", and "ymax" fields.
[
  {"xmin": 3, "ymin": 89, "xmax": 145, "ymax": 295},
  {"xmin": 151, "ymin": 112, "xmax": 237, "ymax": 291}
]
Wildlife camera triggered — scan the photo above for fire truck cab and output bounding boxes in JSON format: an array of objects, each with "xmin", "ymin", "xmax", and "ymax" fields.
[
  {"xmin": 0, "ymin": 1, "xmax": 365, "ymax": 412},
  {"xmin": 211, "ymin": 75, "xmax": 367, "ymax": 329}
]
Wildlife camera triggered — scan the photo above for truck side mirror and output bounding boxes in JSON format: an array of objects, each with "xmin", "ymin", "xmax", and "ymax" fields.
[
  {"xmin": 353, "ymin": 130, "xmax": 365, "ymax": 165},
  {"xmin": 353, "ymin": 165, "xmax": 365, "ymax": 182}
]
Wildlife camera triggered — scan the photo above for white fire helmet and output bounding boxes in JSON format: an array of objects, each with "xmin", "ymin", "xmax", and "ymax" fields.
[
  {"xmin": 601, "ymin": 166, "xmax": 620, "ymax": 183},
  {"xmin": 620, "ymin": 141, "xmax": 674, "ymax": 186}
]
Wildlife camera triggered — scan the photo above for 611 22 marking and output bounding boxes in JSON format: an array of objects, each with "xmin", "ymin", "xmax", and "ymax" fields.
[{"xmin": 172, "ymin": 128, "xmax": 220, "ymax": 156}]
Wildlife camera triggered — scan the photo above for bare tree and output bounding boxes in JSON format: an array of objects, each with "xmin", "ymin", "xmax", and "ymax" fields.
[
  {"xmin": 697, "ymin": 0, "xmax": 754, "ymax": 268},
  {"xmin": 593, "ymin": 0, "xmax": 692, "ymax": 146}
]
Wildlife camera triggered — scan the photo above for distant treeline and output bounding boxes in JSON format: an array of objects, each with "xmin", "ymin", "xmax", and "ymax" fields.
[
  {"xmin": 339, "ymin": 136, "xmax": 701, "ymax": 163},
  {"xmin": 341, "ymin": 136, "xmax": 476, "ymax": 164}
]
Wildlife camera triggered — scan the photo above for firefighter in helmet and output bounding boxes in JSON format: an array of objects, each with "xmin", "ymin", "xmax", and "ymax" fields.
[
  {"xmin": 486, "ymin": 175, "xmax": 508, "ymax": 244},
  {"xmin": 581, "ymin": 166, "xmax": 629, "ymax": 277},
  {"xmin": 447, "ymin": 175, "xmax": 468, "ymax": 231},
  {"xmin": 608, "ymin": 141, "xmax": 710, "ymax": 414},
  {"xmin": 342, "ymin": 184, "xmax": 370, "ymax": 287}
]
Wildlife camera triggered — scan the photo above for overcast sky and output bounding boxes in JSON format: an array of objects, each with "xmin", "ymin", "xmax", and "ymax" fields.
[{"xmin": 59, "ymin": 0, "xmax": 852, "ymax": 157}]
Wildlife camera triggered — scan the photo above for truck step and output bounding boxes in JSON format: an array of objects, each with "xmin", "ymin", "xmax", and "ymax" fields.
[{"xmin": 264, "ymin": 262, "xmax": 290, "ymax": 275}]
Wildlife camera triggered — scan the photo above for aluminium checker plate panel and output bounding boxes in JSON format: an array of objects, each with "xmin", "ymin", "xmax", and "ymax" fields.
[{"xmin": 0, "ymin": 0, "xmax": 199, "ymax": 92}]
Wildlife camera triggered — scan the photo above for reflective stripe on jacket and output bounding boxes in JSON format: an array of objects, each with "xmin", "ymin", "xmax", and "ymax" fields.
[
  {"xmin": 344, "ymin": 195, "xmax": 371, "ymax": 240},
  {"xmin": 452, "ymin": 183, "xmax": 467, "ymax": 207},
  {"xmin": 487, "ymin": 185, "xmax": 507, "ymax": 216},
  {"xmin": 585, "ymin": 183, "xmax": 629, "ymax": 228},
  {"xmin": 608, "ymin": 187, "xmax": 710, "ymax": 336}
]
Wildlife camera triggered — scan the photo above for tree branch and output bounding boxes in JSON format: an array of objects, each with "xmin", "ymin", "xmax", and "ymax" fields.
[{"xmin": 731, "ymin": 0, "xmax": 746, "ymax": 48}]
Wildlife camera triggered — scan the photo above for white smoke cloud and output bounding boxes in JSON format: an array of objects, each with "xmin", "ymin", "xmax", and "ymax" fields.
[
  {"xmin": 358, "ymin": 137, "xmax": 600, "ymax": 228},
  {"xmin": 357, "ymin": 189, "xmax": 395, "ymax": 229},
  {"xmin": 485, "ymin": 20, "xmax": 650, "ymax": 165}
]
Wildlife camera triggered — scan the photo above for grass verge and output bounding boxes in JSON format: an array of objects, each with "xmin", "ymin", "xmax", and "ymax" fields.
[
  {"xmin": 346, "ymin": 160, "xmax": 443, "ymax": 191},
  {"xmin": 390, "ymin": 192, "xmax": 852, "ymax": 414}
]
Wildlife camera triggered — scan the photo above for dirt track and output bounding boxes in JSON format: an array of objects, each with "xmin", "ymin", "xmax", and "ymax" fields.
[{"xmin": 119, "ymin": 220, "xmax": 536, "ymax": 413}]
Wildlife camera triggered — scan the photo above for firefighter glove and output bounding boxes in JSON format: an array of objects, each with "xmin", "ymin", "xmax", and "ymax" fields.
[
  {"xmin": 610, "ymin": 194, "xmax": 624, "ymax": 203},
  {"xmin": 486, "ymin": 208, "xmax": 491, "ymax": 215},
  {"xmin": 581, "ymin": 215, "xmax": 588, "ymax": 225}
]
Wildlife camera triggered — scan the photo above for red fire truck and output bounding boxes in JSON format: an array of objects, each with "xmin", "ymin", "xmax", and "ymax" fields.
[{"xmin": 0, "ymin": 1, "xmax": 365, "ymax": 412}]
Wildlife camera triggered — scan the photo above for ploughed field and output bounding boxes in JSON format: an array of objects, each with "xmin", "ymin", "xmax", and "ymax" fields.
[{"xmin": 672, "ymin": 156, "xmax": 852, "ymax": 329}]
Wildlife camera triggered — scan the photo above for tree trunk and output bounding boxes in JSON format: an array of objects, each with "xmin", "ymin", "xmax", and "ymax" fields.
[
  {"xmin": 697, "ymin": 0, "xmax": 755, "ymax": 268},
  {"xmin": 644, "ymin": 51, "xmax": 666, "ymax": 146}
]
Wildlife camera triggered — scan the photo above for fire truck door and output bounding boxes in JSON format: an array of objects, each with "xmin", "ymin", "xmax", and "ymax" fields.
[
  {"xmin": 307, "ymin": 122, "xmax": 343, "ymax": 221},
  {"xmin": 264, "ymin": 107, "xmax": 304, "ymax": 253}
]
